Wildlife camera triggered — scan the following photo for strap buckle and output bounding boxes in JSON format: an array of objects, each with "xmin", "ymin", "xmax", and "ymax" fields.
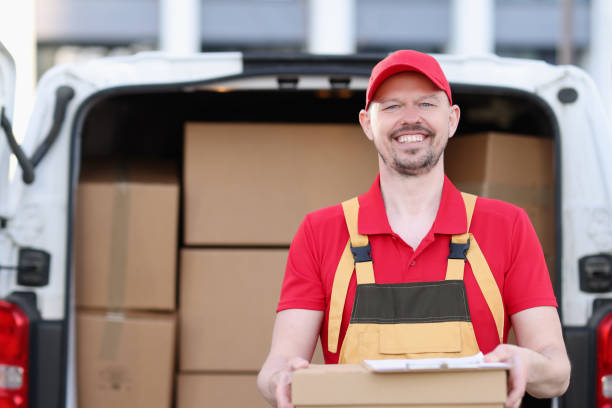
[
  {"xmin": 448, "ymin": 239, "xmax": 470, "ymax": 260},
  {"xmin": 350, "ymin": 243, "xmax": 372, "ymax": 263}
]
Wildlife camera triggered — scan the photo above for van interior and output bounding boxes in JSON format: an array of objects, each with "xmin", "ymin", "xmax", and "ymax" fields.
[{"xmin": 75, "ymin": 76, "xmax": 558, "ymax": 408}]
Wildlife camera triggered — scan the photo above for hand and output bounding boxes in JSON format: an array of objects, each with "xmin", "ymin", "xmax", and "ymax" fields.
[
  {"xmin": 484, "ymin": 344, "xmax": 529, "ymax": 408},
  {"xmin": 273, "ymin": 357, "xmax": 309, "ymax": 408}
]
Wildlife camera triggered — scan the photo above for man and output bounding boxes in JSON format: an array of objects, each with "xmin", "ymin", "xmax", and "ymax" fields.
[{"xmin": 257, "ymin": 50, "xmax": 570, "ymax": 408}]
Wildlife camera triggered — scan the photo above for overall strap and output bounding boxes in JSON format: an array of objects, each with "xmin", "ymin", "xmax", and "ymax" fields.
[
  {"xmin": 327, "ymin": 240, "xmax": 352, "ymax": 353},
  {"xmin": 467, "ymin": 235, "xmax": 505, "ymax": 343},
  {"xmin": 445, "ymin": 192, "xmax": 476, "ymax": 281},
  {"xmin": 341, "ymin": 197, "xmax": 375, "ymax": 284},
  {"xmin": 327, "ymin": 197, "xmax": 374, "ymax": 353},
  {"xmin": 446, "ymin": 192, "xmax": 504, "ymax": 343}
]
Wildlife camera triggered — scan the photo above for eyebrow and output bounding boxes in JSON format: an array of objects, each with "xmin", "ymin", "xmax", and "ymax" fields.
[
  {"xmin": 376, "ymin": 98, "xmax": 401, "ymax": 104},
  {"xmin": 417, "ymin": 93, "xmax": 443, "ymax": 101},
  {"xmin": 376, "ymin": 93, "xmax": 443, "ymax": 104}
]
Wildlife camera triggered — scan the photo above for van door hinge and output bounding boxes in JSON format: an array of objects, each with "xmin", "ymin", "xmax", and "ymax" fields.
[
  {"xmin": 1, "ymin": 85, "xmax": 75, "ymax": 184},
  {"xmin": 0, "ymin": 248, "xmax": 50, "ymax": 287}
]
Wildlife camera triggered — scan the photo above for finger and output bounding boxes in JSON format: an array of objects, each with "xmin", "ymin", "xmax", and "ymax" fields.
[
  {"xmin": 288, "ymin": 357, "xmax": 310, "ymax": 370},
  {"xmin": 505, "ymin": 369, "xmax": 518, "ymax": 408},
  {"xmin": 514, "ymin": 397, "xmax": 523, "ymax": 408},
  {"xmin": 275, "ymin": 372, "xmax": 294, "ymax": 408},
  {"xmin": 505, "ymin": 396, "xmax": 523, "ymax": 408},
  {"xmin": 505, "ymin": 354, "xmax": 527, "ymax": 408},
  {"xmin": 276, "ymin": 358, "xmax": 309, "ymax": 408},
  {"xmin": 484, "ymin": 345, "xmax": 511, "ymax": 363}
]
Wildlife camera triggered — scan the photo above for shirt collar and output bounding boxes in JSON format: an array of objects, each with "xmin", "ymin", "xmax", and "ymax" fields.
[{"xmin": 358, "ymin": 174, "xmax": 467, "ymax": 236}]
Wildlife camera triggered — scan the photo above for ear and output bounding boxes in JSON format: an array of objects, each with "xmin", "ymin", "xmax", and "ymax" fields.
[
  {"xmin": 359, "ymin": 108, "xmax": 374, "ymax": 141},
  {"xmin": 447, "ymin": 104, "xmax": 461, "ymax": 138}
]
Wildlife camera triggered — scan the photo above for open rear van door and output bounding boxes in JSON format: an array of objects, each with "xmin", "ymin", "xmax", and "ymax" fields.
[
  {"xmin": 0, "ymin": 42, "xmax": 39, "ymax": 408},
  {"xmin": 0, "ymin": 41, "xmax": 17, "ymax": 214},
  {"xmin": 0, "ymin": 40, "xmax": 73, "ymax": 408}
]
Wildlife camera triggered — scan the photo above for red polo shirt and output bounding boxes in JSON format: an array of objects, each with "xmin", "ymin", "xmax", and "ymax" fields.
[{"xmin": 278, "ymin": 175, "xmax": 557, "ymax": 364}]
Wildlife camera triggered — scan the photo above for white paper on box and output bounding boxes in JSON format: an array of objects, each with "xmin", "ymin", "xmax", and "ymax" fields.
[{"xmin": 363, "ymin": 352, "xmax": 510, "ymax": 372}]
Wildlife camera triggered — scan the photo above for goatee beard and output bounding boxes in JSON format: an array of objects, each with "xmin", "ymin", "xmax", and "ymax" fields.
[{"xmin": 378, "ymin": 134, "xmax": 447, "ymax": 177}]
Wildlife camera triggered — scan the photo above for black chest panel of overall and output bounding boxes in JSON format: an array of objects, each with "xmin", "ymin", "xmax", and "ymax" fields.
[{"xmin": 351, "ymin": 281, "xmax": 471, "ymax": 324}]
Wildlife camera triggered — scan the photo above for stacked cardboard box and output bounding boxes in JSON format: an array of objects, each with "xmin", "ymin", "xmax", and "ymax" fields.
[
  {"xmin": 177, "ymin": 122, "xmax": 379, "ymax": 408},
  {"xmin": 76, "ymin": 312, "xmax": 176, "ymax": 408},
  {"xmin": 179, "ymin": 249, "xmax": 287, "ymax": 372},
  {"xmin": 75, "ymin": 161, "xmax": 179, "ymax": 408},
  {"xmin": 182, "ymin": 122, "xmax": 380, "ymax": 246},
  {"xmin": 445, "ymin": 132, "xmax": 556, "ymax": 283}
]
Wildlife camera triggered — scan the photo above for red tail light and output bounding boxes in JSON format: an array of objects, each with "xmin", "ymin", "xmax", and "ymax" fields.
[
  {"xmin": 597, "ymin": 312, "xmax": 612, "ymax": 408},
  {"xmin": 0, "ymin": 300, "xmax": 29, "ymax": 408}
]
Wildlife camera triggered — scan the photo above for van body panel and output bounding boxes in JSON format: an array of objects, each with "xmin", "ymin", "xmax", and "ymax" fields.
[{"xmin": 544, "ymin": 69, "xmax": 612, "ymax": 327}]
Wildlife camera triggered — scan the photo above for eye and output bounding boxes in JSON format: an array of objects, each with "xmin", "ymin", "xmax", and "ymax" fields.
[
  {"xmin": 383, "ymin": 104, "xmax": 400, "ymax": 111},
  {"xmin": 420, "ymin": 102, "xmax": 435, "ymax": 108}
]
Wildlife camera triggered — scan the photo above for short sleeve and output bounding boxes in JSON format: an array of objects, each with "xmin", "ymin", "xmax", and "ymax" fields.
[
  {"xmin": 503, "ymin": 208, "xmax": 558, "ymax": 315},
  {"xmin": 277, "ymin": 215, "xmax": 326, "ymax": 312}
]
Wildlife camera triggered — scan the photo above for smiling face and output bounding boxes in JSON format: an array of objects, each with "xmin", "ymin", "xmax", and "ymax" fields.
[{"xmin": 359, "ymin": 71, "xmax": 460, "ymax": 177}]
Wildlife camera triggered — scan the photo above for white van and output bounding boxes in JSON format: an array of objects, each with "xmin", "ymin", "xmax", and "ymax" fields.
[{"xmin": 0, "ymin": 45, "xmax": 611, "ymax": 408}]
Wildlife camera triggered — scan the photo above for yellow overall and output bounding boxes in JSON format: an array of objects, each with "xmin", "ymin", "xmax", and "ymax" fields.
[{"xmin": 327, "ymin": 193, "xmax": 505, "ymax": 364}]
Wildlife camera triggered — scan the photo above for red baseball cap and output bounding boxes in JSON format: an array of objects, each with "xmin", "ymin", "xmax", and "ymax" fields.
[{"xmin": 365, "ymin": 50, "xmax": 452, "ymax": 110}]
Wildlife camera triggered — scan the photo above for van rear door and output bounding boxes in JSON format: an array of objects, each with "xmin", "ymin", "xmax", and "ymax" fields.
[
  {"xmin": 0, "ymin": 41, "xmax": 17, "ymax": 218},
  {"xmin": 0, "ymin": 42, "xmax": 37, "ymax": 408}
]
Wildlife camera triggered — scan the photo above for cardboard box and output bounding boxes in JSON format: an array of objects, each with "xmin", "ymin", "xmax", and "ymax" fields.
[
  {"xmin": 176, "ymin": 373, "xmax": 269, "ymax": 408},
  {"xmin": 292, "ymin": 364, "xmax": 507, "ymax": 407},
  {"xmin": 445, "ymin": 132, "xmax": 555, "ymax": 256},
  {"xmin": 183, "ymin": 123, "xmax": 378, "ymax": 245},
  {"xmin": 75, "ymin": 161, "xmax": 179, "ymax": 311},
  {"xmin": 77, "ymin": 310, "xmax": 176, "ymax": 408},
  {"xmin": 179, "ymin": 248, "xmax": 325, "ymax": 371},
  {"xmin": 179, "ymin": 248, "xmax": 286, "ymax": 371}
]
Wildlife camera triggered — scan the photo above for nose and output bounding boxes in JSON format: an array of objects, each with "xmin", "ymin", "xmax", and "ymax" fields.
[{"xmin": 399, "ymin": 104, "xmax": 422, "ymax": 125}]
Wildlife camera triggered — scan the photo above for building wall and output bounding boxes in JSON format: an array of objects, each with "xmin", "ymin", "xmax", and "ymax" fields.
[{"xmin": 36, "ymin": 0, "xmax": 590, "ymax": 53}]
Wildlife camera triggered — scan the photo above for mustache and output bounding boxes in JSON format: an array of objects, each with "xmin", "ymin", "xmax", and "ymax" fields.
[{"xmin": 390, "ymin": 124, "xmax": 434, "ymax": 139}]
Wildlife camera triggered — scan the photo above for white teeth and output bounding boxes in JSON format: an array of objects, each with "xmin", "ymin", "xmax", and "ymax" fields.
[{"xmin": 397, "ymin": 134, "xmax": 424, "ymax": 143}]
